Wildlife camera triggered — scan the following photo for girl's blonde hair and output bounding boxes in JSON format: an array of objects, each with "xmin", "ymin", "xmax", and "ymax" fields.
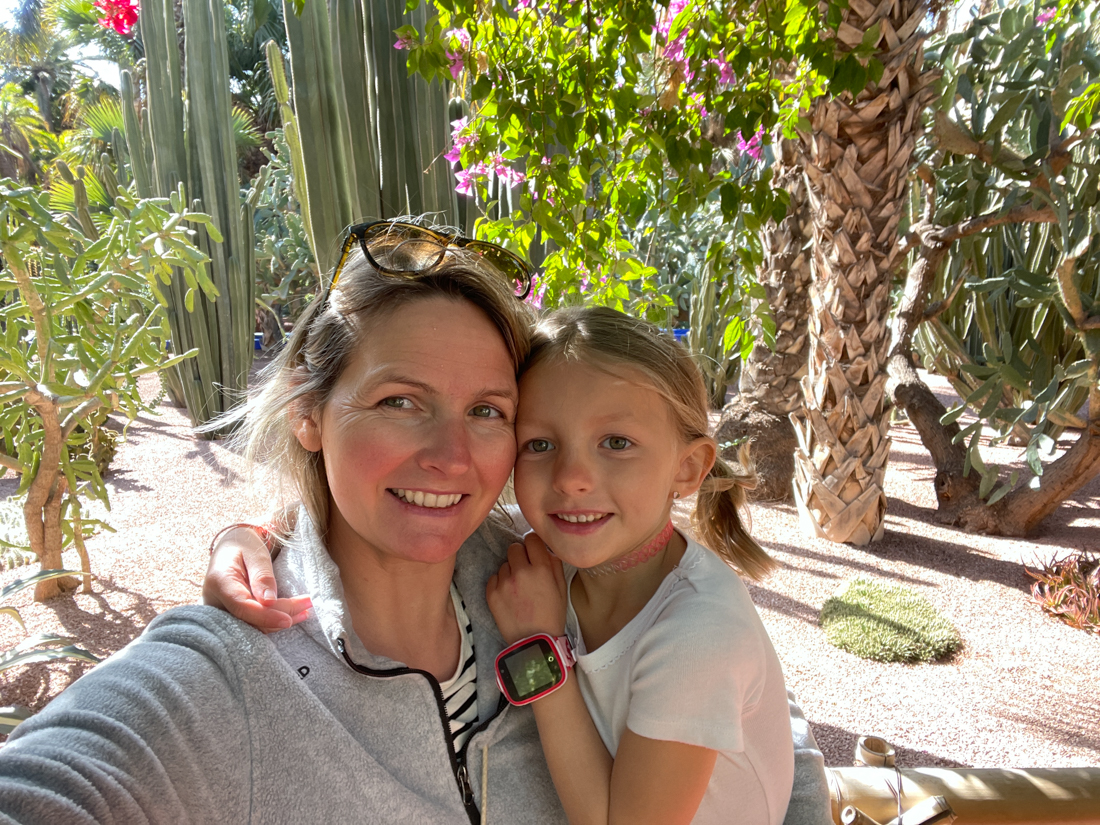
[
  {"xmin": 525, "ymin": 306, "xmax": 776, "ymax": 580},
  {"xmin": 227, "ymin": 241, "xmax": 533, "ymax": 535}
]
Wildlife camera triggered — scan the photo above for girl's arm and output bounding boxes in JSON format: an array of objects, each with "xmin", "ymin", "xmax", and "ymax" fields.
[
  {"xmin": 203, "ymin": 522, "xmax": 312, "ymax": 632},
  {"xmin": 486, "ymin": 536, "xmax": 716, "ymax": 825}
]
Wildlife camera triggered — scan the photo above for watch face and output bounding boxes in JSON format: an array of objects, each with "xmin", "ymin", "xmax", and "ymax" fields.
[{"xmin": 497, "ymin": 637, "xmax": 565, "ymax": 704}]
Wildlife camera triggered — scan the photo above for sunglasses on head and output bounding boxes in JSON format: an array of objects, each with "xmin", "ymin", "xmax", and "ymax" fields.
[{"xmin": 328, "ymin": 219, "xmax": 533, "ymax": 300}]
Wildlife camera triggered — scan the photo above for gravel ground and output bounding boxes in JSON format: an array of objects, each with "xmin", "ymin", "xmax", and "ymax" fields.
[{"xmin": 2, "ymin": 372, "xmax": 1099, "ymax": 768}]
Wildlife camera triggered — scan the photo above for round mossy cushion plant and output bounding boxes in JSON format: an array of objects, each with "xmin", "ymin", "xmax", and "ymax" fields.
[{"xmin": 820, "ymin": 578, "xmax": 961, "ymax": 663}]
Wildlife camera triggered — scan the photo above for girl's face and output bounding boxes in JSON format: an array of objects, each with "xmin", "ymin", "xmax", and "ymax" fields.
[
  {"xmin": 513, "ymin": 358, "xmax": 713, "ymax": 570},
  {"xmin": 295, "ymin": 296, "xmax": 519, "ymax": 569}
]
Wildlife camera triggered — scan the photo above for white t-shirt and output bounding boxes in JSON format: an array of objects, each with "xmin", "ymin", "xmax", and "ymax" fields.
[{"xmin": 565, "ymin": 535, "xmax": 795, "ymax": 825}]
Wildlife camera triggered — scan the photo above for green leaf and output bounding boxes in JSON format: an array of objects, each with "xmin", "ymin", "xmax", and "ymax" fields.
[{"xmin": 0, "ymin": 569, "xmax": 90, "ymax": 602}]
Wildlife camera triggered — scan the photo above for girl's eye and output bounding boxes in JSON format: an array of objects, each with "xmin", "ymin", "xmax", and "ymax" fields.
[
  {"xmin": 526, "ymin": 439, "xmax": 554, "ymax": 453},
  {"xmin": 381, "ymin": 397, "xmax": 414, "ymax": 410},
  {"xmin": 470, "ymin": 404, "xmax": 503, "ymax": 419},
  {"xmin": 601, "ymin": 436, "xmax": 632, "ymax": 450}
]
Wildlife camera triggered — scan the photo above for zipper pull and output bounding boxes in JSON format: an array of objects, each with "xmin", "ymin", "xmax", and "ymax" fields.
[{"xmin": 457, "ymin": 763, "xmax": 474, "ymax": 805}]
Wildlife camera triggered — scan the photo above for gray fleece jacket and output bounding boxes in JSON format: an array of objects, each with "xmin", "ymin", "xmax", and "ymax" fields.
[
  {"xmin": 0, "ymin": 514, "xmax": 564, "ymax": 824},
  {"xmin": 0, "ymin": 512, "xmax": 831, "ymax": 825}
]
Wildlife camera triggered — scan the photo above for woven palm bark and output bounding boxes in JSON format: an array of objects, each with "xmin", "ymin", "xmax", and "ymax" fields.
[
  {"xmin": 740, "ymin": 137, "xmax": 813, "ymax": 417},
  {"xmin": 790, "ymin": 0, "xmax": 939, "ymax": 545}
]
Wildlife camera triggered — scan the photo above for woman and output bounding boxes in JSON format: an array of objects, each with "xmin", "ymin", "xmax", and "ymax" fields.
[{"xmin": 0, "ymin": 221, "xmax": 565, "ymax": 823}]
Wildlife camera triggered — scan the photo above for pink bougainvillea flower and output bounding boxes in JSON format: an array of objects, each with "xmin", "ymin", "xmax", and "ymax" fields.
[
  {"xmin": 525, "ymin": 281, "xmax": 547, "ymax": 309},
  {"xmin": 446, "ymin": 51, "xmax": 464, "ymax": 81},
  {"xmin": 454, "ymin": 161, "xmax": 490, "ymax": 196},
  {"xmin": 711, "ymin": 53, "xmax": 735, "ymax": 87},
  {"xmin": 656, "ymin": 0, "xmax": 689, "ymax": 39},
  {"xmin": 446, "ymin": 27, "xmax": 472, "ymax": 51},
  {"xmin": 455, "ymin": 171, "xmax": 474, "ymax": 196},
  {"xmin": 515, "ymin": 0, "xmax": 533, "ymax": 8},
  {"xmin": 95, "ymin": 0, "xmax": 138, "ymax": 36},
  {"xmin": 1035, "ymin": 8, "xmax": 1056, "ymax": 24},
  {"xmin": 737, "ymin": 128, "xmax": 764, "ymax": 161},
  {"xmin": 393, "ymin": 33, "xmax": 415, "ymax": 50},
  {"xmin": 446, "ymin": 117, "xmax": 477, "ymax": 164},
  {"xmin": 488, "ymin": 154, "xmax": 526, "ymax": 188}
]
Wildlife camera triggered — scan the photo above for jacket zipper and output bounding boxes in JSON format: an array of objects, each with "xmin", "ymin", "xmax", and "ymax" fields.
[
  {"xmin": 338, "ymin": 637, "xmax": 505, "ymax": 825},
  {"xmin": 457, "ymin": 694, "xmax": 509, "ymax": 814}
]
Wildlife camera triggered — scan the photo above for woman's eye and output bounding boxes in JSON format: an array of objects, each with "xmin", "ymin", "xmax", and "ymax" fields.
[
  {"xmin": 526, "ymin": 439, "xmax": 553, "ymax": 453},
  {"xmin": 602, "ymin": 436, "xmax": 632, "ymax": 450},
  {"xmin": 381, "ymin": 397, "xmax": 414, "ymax": 409},
  {"xmin": 470, "ymin": 404, "xmax": 503, "ymax": 419}
]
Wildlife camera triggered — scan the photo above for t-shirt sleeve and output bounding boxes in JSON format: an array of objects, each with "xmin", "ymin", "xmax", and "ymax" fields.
[
  {"xmin": 624, "ymin": 586, "xmax": 768, "ymax": 753},
  {"xmin": 0, "ymin": 606, "xmax": 254, "ymax": 825}
]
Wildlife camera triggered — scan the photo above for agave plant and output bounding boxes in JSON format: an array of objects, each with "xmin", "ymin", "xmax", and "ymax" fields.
[{"xmin": 1, "ymin": 569, "xmax": 100, "ymax": 673}]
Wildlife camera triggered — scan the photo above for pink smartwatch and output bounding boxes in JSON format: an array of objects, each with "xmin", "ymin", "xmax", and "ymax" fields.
[{"xmin": 494, "ymin": 633, "xmax": 576, "ymax": 706}]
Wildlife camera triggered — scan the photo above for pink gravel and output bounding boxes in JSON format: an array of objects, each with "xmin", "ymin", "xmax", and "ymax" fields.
[{"xmin": 2, "ymin": 372, "xmax": 1099, "ymax": 768}]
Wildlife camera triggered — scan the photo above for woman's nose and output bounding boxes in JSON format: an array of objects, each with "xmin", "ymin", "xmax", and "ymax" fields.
[{"xmin": 419, "ymin": 414, "xmax": 473, "ymax": 476}]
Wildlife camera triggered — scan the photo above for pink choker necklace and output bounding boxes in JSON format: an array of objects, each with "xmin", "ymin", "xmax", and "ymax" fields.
[{"xmin": 582, "ymin": 521, "xmax": 676, "ymax": 577}]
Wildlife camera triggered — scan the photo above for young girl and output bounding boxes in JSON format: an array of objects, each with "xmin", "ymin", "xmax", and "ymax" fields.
[{"xmin": 486, "ymin": 306, "xmax": 793, "ymax": 825}]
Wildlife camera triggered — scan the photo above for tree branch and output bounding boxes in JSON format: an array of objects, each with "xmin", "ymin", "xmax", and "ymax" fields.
[
  {"xmin": 61, "ymin": 398, "xmax": 104, "ymax": 440},
  {"xmin": 928, "ymin": 204, "xmax": 1057, "ymax": 246},
  {"xmin": 0, "ymin": 452, "xmax": 27, "ymax": 475}
]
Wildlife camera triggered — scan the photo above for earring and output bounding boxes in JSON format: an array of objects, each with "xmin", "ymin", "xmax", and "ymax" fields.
[{"xmin": 672, "ymin": 492, "xmax": 680, "ymax": 500}]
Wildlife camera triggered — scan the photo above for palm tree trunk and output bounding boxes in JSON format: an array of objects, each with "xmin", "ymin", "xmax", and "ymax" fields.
[
  {"xmin": 717, "ymin": 138, "xmax": 813, "ymax": 502},
  {"xmin": 740, "ymin": 137, "xmax": 813, "ymax": 417},
  {"xmin": 789, "ymin": 0, "xmax": 939, "ymax": 544}
]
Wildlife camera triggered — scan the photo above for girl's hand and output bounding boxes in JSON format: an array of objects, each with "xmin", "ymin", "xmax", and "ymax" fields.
[
  {"xmin": 486, "ymin": 533, "xmax": 567, "ymax": 644},
  {"xmin": 202, "ymin": 525, "xmax": 312, "ymax": 633}
]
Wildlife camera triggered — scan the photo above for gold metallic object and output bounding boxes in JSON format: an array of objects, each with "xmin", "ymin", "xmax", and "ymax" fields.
[{"xmin": 829, "ymin": 766, "xmax": 1100, "ymax": 824}]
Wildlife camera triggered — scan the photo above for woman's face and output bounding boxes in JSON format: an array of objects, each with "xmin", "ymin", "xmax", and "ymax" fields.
[{"xmin": 295, "ymin": 296, "xmax": 519, "ymax": 568}]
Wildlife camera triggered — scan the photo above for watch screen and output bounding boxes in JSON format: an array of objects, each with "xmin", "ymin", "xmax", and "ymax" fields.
[{"xmin": 499, "ymin": 638, "xmax": 564, "ymax": 702}]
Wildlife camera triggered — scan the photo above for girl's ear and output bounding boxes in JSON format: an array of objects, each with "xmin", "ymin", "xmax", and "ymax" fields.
[
  {"xmin": 294, "ymin": 410, "xmax": 322, "ymax": 453},
  {"xmin": 674, "ymin": 436, "xmax": 716, "ymax": 498}
]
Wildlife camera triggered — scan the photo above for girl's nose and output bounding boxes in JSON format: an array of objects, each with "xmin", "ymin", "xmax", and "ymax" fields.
[
  {"xmin": 419, "ymin": 414, "xmax": 473, "ymax": 476},
  {"xmin": 552, "ymin": 449, "xmax": 595, "ymax": 496}
]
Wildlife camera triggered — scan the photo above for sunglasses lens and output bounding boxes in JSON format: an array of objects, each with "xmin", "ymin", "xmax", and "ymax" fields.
[
  {"xmin": 361, "ymin": 223, "xmax": 449, "ymax": 274},
  {"xmin": 466, "ymin": 242, "xmax": 533, "ymax": 300}
]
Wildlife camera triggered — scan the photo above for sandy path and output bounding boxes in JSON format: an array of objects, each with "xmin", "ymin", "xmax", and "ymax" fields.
[{"xmin": 2, "ymin": 372, "xmax": 1098, "ymax": 769}]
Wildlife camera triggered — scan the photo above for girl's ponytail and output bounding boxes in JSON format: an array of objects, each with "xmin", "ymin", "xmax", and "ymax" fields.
[{"xmin": 693, "ymin": 443, "xmax": 777, "ymax": 581}]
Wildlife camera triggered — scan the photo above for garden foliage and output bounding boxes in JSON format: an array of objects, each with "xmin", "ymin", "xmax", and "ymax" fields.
[
  {"xmin": 820, "ymin": 578, "xmax": 962, "ymax": 663},
  {"xmin": 0, "ymin": 569, "xmax": 100, "ymax": 675},
  {"xmin": 401, "ymin": 0, "xmax": 845, "ymax": 315},
  {"xmin": 1027, "ymin": 552, "xmax": 1100, "ymax": 633},
  {"xmin": 0, "ymin": 175, "xmax": 217, "ymax": 600},
  {"xmin": 913, "ymin": 1, "xmax": 1100, "ymax": 507}
]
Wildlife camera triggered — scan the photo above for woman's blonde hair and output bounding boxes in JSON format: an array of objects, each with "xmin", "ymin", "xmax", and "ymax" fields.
[
  {"xmin": 525, "ymin": 306, "xmax": 776, "ymax": 581},
  {"xmin": 229, "ymin": 240, "xmax": 533, "ymax": 535}
]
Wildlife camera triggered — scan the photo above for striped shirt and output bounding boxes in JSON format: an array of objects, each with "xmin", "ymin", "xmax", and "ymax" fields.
[{"xmin": 439, "ymin": 584, "xmax": 478, "ymax": 753}]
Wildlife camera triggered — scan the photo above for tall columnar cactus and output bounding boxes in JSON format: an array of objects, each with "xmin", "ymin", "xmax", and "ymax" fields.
[
  {"xmin": 274, "ymin": 0, "xmax": 456, "ymax": 274},
  {"xmin": 122, "ymin": 0, "xmax": 256, "ymax": 428}
]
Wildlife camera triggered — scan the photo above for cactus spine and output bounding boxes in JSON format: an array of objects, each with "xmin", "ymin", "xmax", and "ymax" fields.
[
  {"xmin": 273, "ymin": 0, "xmax": 456, "ymax": 276},
  {"xmin": 124, "ymin": 0, "xmax": 256, "ymax": 428}
]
